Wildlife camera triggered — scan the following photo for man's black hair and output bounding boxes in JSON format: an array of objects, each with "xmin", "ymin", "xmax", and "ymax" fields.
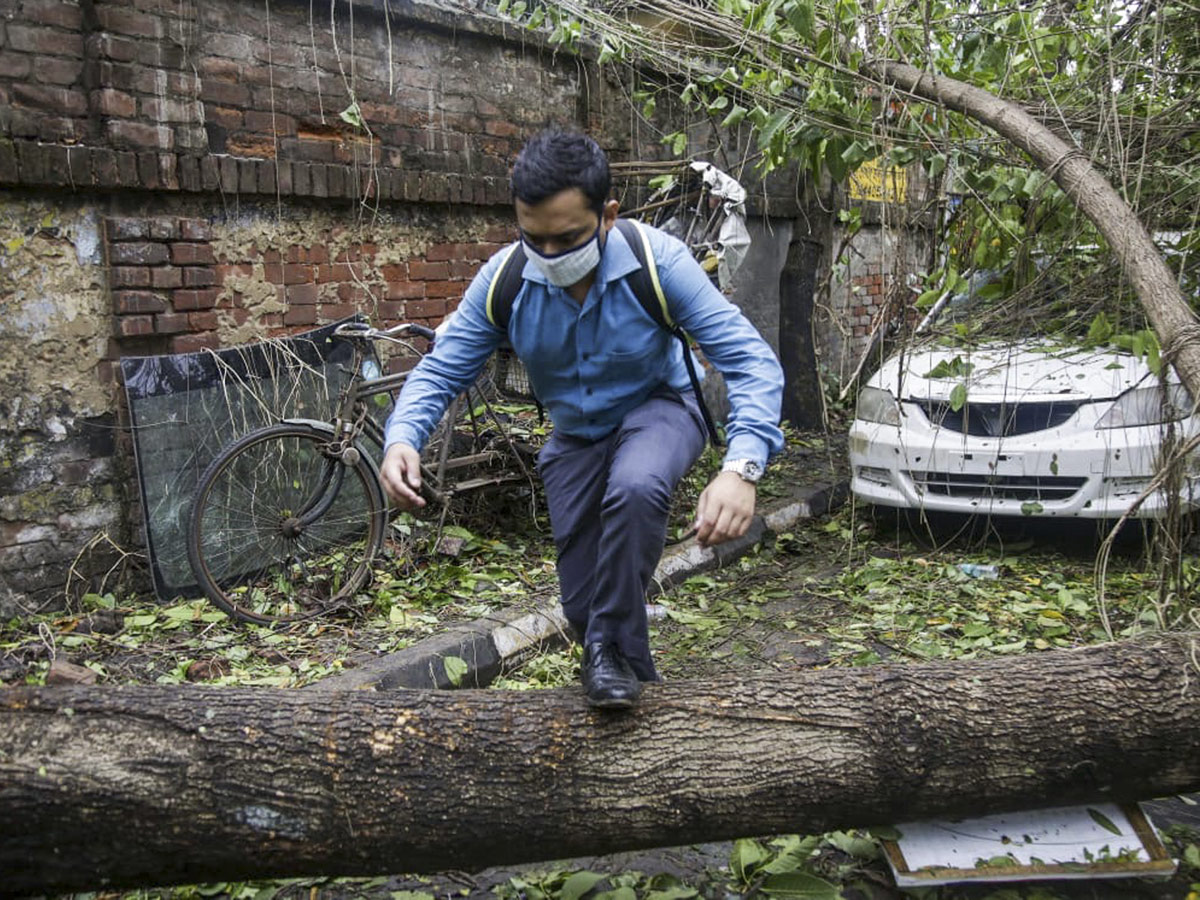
[{"xmin": 510, "ymin": 129, "xmax": 611, "ymax": 214}]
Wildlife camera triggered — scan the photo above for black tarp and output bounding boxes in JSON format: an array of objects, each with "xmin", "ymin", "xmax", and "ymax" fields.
[{"xmin": 121, "ymin": 320, "xmax": 360, "ymax": 600}]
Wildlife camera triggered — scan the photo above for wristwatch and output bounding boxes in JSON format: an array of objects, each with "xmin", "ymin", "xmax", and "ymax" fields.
[{"xmin": 721, "ymin": 458, "xmax": 763, "ymax": 483}]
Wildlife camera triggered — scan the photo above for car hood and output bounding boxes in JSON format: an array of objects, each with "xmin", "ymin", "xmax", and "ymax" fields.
[{"xmin": 869, "ymin": 342, "xmax": 1161, "ymax": 403}]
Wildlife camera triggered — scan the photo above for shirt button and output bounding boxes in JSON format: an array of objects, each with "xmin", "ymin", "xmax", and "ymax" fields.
[
  {"xmin": 588, "ymin": 418, "xmax": 596, "ymax": 425},
  {"xmin": 585, "ymin": 387, "xmax": 593, "ymax": 395},
  {"xmin": 582, "ymin": 353, "xmax": 590, "ymax": 361}
]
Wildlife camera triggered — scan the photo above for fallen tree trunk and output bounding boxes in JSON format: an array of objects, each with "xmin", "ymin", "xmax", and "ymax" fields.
[{"xmin": 3, "ymin": 634, "xmax": 1199, "ymax": 895}]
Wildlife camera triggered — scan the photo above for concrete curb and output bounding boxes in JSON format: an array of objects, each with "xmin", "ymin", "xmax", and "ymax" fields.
[{"xmin": 308, "ymin": 480, "xmax": 847, "ymax": 692}]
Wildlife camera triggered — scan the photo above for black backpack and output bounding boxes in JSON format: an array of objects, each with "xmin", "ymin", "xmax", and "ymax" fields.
[{"xmin": 483, "ymin": 218, "xmax": 721, "ymax": 445}]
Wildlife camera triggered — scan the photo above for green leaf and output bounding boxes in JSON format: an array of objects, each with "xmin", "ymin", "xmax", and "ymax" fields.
[
  {"xmin": 784, "ymin": 0, "xmax": 815, "ymax": 39},
  {"xmin": 339, "ymin": 102, "xmax": 364, "ymax": 130},
  {"xmin": 1085, "ymin": 312, "xmax": 1114, "ymax": 347},
  {"xmin": 1020, "ymin": 501, "xmax": 1044, "ymax": 516},
  {"xmin": 593, "ymin": 889, "xmax": 637, "ymax": 900},
  {"xmin": 731, "ymin": 838, "xmax": 769, "ymax": 883},
  {"xmin": 1087, "ymin": 807, "xmax": 1122, "ymax": 836},
  {"xmin": 759, "ymin": 871, "xmax": 842, "ymax": 898},
  {"xmin": 949, "ymin": 382, "xmax": 968, "ymax": 412},
  {"xmin": 561, "ymin": 871, "xmax": 607, "ymax": 900},
  {"xmin": 443, "ymin": 655, "xmax": 468, "ymax": 687},
  {"xmin": 763, "ymin": 834, "xmax": 821, "ymax": 873},
  {"xmin": 721, "ymin": 104, "xmax": 748, "ymax": 127}
]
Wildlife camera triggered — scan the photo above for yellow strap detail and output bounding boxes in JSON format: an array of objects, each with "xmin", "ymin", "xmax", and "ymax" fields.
[
  {"xmin": 628, "ymin": 219, "xmax": 672, "ymax": 328},
  {"xmin": 485, "ymin": 243, "xmax": 521, "ymax": 327}
]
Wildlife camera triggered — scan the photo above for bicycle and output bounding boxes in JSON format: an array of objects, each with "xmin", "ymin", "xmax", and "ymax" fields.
[{"xmin": 185, "ymin": 320, "xmax": 541, "ymax": 626}]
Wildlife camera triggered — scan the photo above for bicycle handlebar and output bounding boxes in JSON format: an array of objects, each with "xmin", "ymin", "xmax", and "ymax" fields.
[{"xmin": 332, "ymin": 321, "xmax": 437, "ymax": 343}]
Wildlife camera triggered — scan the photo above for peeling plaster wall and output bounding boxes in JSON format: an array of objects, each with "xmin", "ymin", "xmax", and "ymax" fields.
[{"xmin": 0, "ymin": 197, "xmax": 119, "ymax": 615}]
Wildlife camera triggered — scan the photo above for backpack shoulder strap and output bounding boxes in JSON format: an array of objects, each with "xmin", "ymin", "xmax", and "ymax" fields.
[
  {"xmin": 615, "ymin": 218, "xmax": 722, "ymax": 446},
  {"xmin": 614, "ymin": 218, "xmax": 675, "ymax": 332},
  {"xmin": 485, "ymin": 242, "xmax": 527, "ymax": 332}
]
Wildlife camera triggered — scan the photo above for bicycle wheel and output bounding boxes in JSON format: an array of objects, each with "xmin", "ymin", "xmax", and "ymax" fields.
[{"xmin": 187, "ymin": 423, "xmax": 386, "ymax": 625}]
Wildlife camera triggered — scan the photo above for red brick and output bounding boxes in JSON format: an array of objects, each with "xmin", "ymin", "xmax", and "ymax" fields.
[
  {"xmin": 183, "ymin": 267, "xmax": 216, "ymax": 287},
  {"xmin": 380, "ymin": 263, "xmax": 408, "ymax": 281},
  {"xmin": 375, "ymin": 300, "xmax": 404, "ymax": 321},
  {"xmin": 483, "ymin": 225, "xmax": 514, "ymax": 243},
  {"xmin": 199, "ymin": 79, "xmax": 250, "ymax": 107},
  {"xmin": 307, "ymin": 245, "xmax": 329, "ymax": 265},
  {"xmin": 263, "ymin": 263, "xmax": 283, "ymax": 283},
  {"xmin": 425, "ymin": 281, "xmax": 462, "ymax": 299},
  {"xmin": 405, "ymin": 299, "xmax": 447, "ymax": 319},
  {"xmin": 106, "ymin": 217, "xmax": 148, "ymax": 241},
  {"xmin": 113, "ymin": 290, "xmax": 167, "ymax": 314},
  {"xmin": 282, "ymin": 264, "xmax": 310, "ymax": 284},
  {"xmin": 285, "ymin": 244, "xmax": 304, "ymax": 264},
  {"xmin": 115, "ymin": 314, "xmax": 154, "ymax": 337},
  {"xmin": 386, "ymin": 281, "xmax": 425, "ymax": 300},
  {"xmin": 170, "ymin": 242, "xmax": 215, "ymax": 265},
  {"xmin": 425, "ymin": 243, "xmax": 463, "ymax": 262},
  {"xmin": 206, "ymin": 106, "xmax": 243, "ymax": 129},
  {"xmin": 179, "ymin": 218, "xmax": 212, "ymax": 241},
  {"xmin": 448, "ymin": 260, "xmax": 479, "ymax": 279},
  {"xmin": 154, "ymin": 311, "xmax": 189, "ymax": 334},
  {"xmin": 109, "ymin": 266, "xmax": 151, "ymax": 288},
  {"xmin": 244, "ymin": 109, "xmax": 296, "ymax": 135},
  {"xmin": 150, "ymin": 266, "xmax": 183, "ymax": 289},
  {"xmin": 34, "ymin": 56, "xmax": 82, "ymax": 85},
  {"xmin": 286, "ymin": 282, "xmax": 318, "ymax": 305},
  {"xmin": 283, "ymin": 305, "xmax": 317, "ymax": 327},
  {"xmin": 173, "ymin": 288, "xmax": 218, "ymax": 310},
  {"xmin": 106, "ymin": 118, "xmax": 174, "ymax": 151},
  {"xmin": 315, "ymin": 263, "xmax": 353, "ymax": 283},
  {"xmin": 335, "ymin": 283, "xmax": 372, "ymax": 303},
  {"xmin": 0, "ymin": 53, "xmax": 33, "ymax": 80},
  {"xmin": 8, "ymin": 24, "xmax": 83, "ymax": 56},
  {"xmin": 96, "ymin": 6, "xmax": 163, "ymax": 38},
  {"xmin": 90, "ymin": 87, "xmax": 135, "ymax": 117},
  {"xmin": 322, "ymin": 303, "xmax": 358, "ymax": 320},
  {"xmin": 25, "ymin": 0, "xmax": 84, "ymax": 29},
  {"xmin": 171, "ymin": 332, "xmax": 220, "ymax": 354},
  {"xmin": 12, "ymin": 83, "xmax": 87, "ymax": 116},
  {"xmin": 409, "ymin": 260, "xmax": 448, "ymax": 280},
  {"xmin": 108, "ymin": 241, "xmax": 168, "ymax": 265},
  {"xmin": 188, "ymin": 311, "xmax": 219, "ymax": 330}
]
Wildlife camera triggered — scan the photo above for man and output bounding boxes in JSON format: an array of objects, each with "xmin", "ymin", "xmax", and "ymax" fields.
[{"xmin": 381, "ymin": 130, "xmax": 784, "ymax": 708}]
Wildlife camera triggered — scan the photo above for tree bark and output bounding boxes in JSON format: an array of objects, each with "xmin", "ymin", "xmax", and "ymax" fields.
[
  {"xmin": 2, "ymin": 634, "xmax": 1199, "ymax": 895},
  {"xmin": 870, "ymin": 61, "xmax": 1200, "ymax": 396}
]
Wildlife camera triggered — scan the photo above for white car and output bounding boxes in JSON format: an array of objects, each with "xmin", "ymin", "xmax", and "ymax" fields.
[{"xmin": 849, "ymin": 342, "xmax": 1200, "ymax": 519}]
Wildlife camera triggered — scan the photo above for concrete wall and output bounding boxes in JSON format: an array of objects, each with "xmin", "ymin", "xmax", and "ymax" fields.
[{"xmin": 0, "ymin": 0, "xmax": 820, "ymax": 613}]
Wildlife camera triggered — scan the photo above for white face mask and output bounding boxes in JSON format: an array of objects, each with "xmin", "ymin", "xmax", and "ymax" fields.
[{"xmin": 523, "ymin": 226, "xmax": 602, "ymax": 288}]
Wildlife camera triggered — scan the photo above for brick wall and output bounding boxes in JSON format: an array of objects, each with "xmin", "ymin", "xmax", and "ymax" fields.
[{"xmin": 0, "ymin": 0, "xmax": 822, "ymax": 613}]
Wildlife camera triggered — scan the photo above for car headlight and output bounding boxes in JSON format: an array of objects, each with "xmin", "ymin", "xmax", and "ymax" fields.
[
  {"xmin": 1096, "ymin": 384, "xmax": 1194, "ymax": 428},
  {"xmin": 855, "ymin": 386, "xmax": 901, "ymax": 425}
]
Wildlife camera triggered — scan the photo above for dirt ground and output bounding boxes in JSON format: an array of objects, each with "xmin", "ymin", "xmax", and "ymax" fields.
[{"xmin": 7, "ymin": 429, "xmax": 1200, "ymax": 899}]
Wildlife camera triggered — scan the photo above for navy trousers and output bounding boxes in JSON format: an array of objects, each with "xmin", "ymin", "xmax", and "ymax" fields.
[{"xmin": 537, "ymin": 387, "xmax": 707, "ymax": 681}]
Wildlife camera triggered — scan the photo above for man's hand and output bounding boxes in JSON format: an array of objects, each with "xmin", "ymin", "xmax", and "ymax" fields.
[
  {"xmin": 380, "ymin": 443, "xmax": 426, "ymax": 509},
  {"xmin": 693, "ymin": 470, "xmax": 757, "ymax": 547}
]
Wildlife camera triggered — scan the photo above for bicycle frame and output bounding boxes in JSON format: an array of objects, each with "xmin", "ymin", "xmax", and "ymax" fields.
[{"xmin": 325, "ymin": 322, "xmax": 538, "ymax": 507}]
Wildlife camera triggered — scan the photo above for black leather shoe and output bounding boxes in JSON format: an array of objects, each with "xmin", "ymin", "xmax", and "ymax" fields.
[{"xmin": 582, "ymin": 642, "xmax": 642, "ymax": 709}]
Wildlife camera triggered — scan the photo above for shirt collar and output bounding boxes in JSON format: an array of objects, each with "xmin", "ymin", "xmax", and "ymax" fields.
[{"xmin": 518, "ymin": 219, "xmax": 642, "ymax": 290}]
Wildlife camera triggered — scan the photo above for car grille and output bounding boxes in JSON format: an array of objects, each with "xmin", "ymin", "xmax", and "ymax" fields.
[
  {"xmin": 909, "ymin": 471, "xmax": 1086, "ymax": 502},
  {"xmin": 917, "ymin": 400, "xmax": 1081, "ymax": 437}
]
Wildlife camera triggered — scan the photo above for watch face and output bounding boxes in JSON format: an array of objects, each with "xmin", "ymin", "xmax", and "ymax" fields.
[{"xmin": 744, "ymin": 461, "xmax": 762, "ymax": 481}]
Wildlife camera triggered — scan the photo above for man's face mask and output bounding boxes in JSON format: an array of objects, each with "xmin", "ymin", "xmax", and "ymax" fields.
[{"xmin": 523, "ymin": 224, "xmax": 602, "ymax": 288}]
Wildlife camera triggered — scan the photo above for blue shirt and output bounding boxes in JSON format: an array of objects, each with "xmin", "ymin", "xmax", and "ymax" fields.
[{"xmin": 384, "ymin": 222, "xmax": 785, "ymax": 467}]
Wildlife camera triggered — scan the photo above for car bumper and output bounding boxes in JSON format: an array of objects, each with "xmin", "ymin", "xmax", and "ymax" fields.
[{"xmin": 848, "ymin": 416, "xmax": 1200, "ymax": 519}]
